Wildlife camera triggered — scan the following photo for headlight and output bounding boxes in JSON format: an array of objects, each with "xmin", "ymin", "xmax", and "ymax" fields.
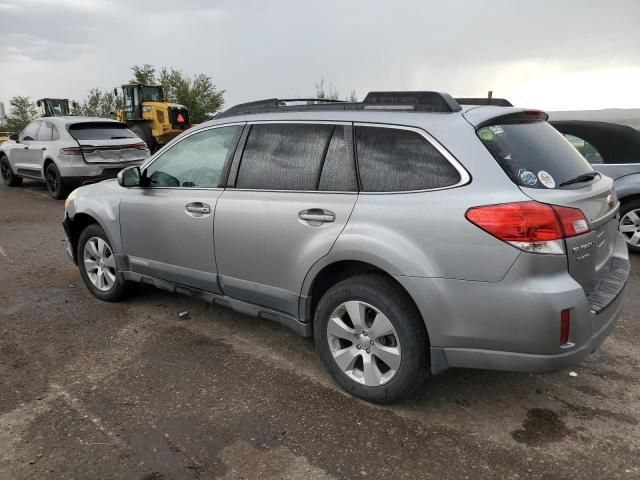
[
  {"xmin": 64, "ymin": 189, "xmax": 77, "ymax": 209},
  {"xmin": 142, "ymin": 106, "xmax": 152, "ymax": 112}
]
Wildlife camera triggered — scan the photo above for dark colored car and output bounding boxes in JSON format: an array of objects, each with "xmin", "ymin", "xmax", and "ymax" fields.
[{"xmin": 551, "ymin": 120, "xmax": 640, "ymax": 253}]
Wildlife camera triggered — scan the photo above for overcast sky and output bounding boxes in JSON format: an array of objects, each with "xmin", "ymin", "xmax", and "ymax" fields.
[{"xmin": 1, "ymin": 0, "xmax": 639, "ymax": 112}]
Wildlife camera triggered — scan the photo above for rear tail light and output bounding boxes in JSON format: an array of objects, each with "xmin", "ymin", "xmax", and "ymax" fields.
[
  {"xmin": 560, "ymin": 309, "xmax": 571, "ymax": 345},
  {"xmin": 465, "ymin": 201, "xmax": 590, "ymax": 254},
  {"xmin": 60, "ymin": 147, "xmax": 82, "ymax": 155},
  {"xmin": 130, "ymin": 142, "xmax": 149, "ymax": 150}
]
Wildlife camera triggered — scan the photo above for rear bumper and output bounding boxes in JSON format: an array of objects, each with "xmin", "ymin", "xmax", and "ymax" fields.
[{"xmin": 396, "ymin": 232, "xmax": 630, "ymax": 375}]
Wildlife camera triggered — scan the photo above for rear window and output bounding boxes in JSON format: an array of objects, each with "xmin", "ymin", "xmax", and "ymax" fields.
[
  {"xmin": 68, "ymin": 122, "xmax": 136, "ymax": 141},
  {"xmin": 477, "ymin": 121, "xmax": 593, "ymax": 189}
]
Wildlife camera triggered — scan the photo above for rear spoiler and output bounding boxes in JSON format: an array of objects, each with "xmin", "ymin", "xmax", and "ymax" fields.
[{"xmin": 456, "ymin": 97, "xmax": 513, "ymax": 107}]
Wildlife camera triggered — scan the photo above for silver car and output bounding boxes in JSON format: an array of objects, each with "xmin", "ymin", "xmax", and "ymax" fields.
[
  {"xmin": 0, "ymin": 117, "xmax": 150, "ymax": 199},
  {"xmin": 62, "ymin": 92, "xmax": 630, "ymax": 403}
]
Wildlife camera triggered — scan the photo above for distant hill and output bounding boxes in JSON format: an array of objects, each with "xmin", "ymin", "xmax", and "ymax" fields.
[{"xmin": 548, "ymin": 108, "xmax": 640, "ymax": 130}]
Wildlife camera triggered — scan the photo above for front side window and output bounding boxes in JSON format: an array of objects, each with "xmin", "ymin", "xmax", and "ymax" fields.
[
  {"xmin": 145, "ymin": 125, "xmax": 241, "ymax": 188},
  {"xmin": 356, "ymin": 126, "xmax": 461, "ymax": 192},
  {"xmin": 563, "ymin": 133, "xmax": 605, "ymax": 164},
  {"xmin": 21, "ymin": 121, "xmax": 41, "ymax": 141},
  {"xmin": 236, "ymin": 123, "xmax": 335, "ymax": 190},
  {"xmin": 36, "ymin": 122, "xmax": 53, "ymax": 141}
]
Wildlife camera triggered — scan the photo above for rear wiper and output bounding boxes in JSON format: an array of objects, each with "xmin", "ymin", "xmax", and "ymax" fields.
[{"xmin": 559, "ymin": 171, "xmax": 600, "ymax": 187}]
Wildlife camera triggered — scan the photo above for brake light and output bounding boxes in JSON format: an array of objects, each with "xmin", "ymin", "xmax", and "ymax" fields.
[
  {"xmin": 60, "ymin": 147, "xmax": 82, "ymax": 155},
  {"xmin": 465, "ymin": 201, "xmax": 590, "ymax": 254},
  {"xmin": 130, "ymin": 142, "xmax": 148, "ymax": 150}
]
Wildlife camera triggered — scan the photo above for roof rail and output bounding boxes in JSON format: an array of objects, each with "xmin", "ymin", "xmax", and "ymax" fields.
[
  {"xmin": 456, "ymin": 97, "xmax": 513, "ymax": 107},
  {"xmin": 215, "ymin": 91, "xmax": 462, "ymax": 118}
]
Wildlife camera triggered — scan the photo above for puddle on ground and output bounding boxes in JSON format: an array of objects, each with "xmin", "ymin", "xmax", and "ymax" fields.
[{"xmin": 511, "ymin": 408, "xmax": 570, "ymax": 446}]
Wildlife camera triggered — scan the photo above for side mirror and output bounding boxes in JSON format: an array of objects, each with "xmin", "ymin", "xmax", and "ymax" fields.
[
  {"xmin": 9, "ymin": 133, "xmax": 18, "ymax": 141},
  {"xmin": 117, "ymin": 166, "xmax": 141, "ymax": 187}
]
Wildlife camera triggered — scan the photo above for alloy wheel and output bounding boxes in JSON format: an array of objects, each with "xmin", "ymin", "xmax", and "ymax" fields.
[
  {"xmin": 46, "ymin": 167, "xmax": 60, "ymax": 196},
  {"xmin": 620, "ymin": 209, "xmax": 640, "ymax": 247},
  {"xmin": 83, "ymin": 236, "xmax": 117, "ymax": 291},
  {"xmin": 1, "ymin": 159, "xmax": 11, "ymax": 182},
  {"xmin": 326, "ymin": 300, "xmax": 401, "ymax": 386}
]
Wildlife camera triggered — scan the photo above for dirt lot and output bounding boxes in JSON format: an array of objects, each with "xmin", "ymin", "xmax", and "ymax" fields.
[{"xmin": 1, "ymin": 180, "xmax": 639, "ymax": 480}]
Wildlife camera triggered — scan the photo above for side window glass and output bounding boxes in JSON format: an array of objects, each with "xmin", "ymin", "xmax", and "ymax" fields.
[
  {"xmin": 37, "ymin": 122, "xmax": 53, "ymax": 141},
  {"xmin": 318, "ymin": 126, "xmax": 357, "ymax": 191},
  {"xmin": 563, "ymin": 134, "xmax": 605, "ymax": 164},
  {"xmin": 356, "ymin": 126, "xmax": 461, "ymax": 192},
  {"xmin": 145, "ymin": 125, "xmax": 241, "ymax": 188},
  {"xmin": 21, "ymin": 121, "xmax": 41, "ymax": 141},
  {"xmin": 236, "ymin": 123, "xmax": 334, "ymax": 190}
]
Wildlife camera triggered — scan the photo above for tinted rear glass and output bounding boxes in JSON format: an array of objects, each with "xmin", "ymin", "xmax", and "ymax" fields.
[
  {"xmin": 356, "ymin": 126, "xmax": 461, "ymax": 192},
  {"xmin": 477, "ymin": 121, "xmax": 593, "ymax": 189},
  {"xmin": 68, "ymin": 122, "xmax": 136, "ymax": 140}
]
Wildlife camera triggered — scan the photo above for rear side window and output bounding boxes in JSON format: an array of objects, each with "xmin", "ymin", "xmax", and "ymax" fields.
[
  {"xmin": 477, "ymin": 121, "xmax": 593, "ymax": 189},
  {"xmin": 36, "ymin": 122, "xmax": 53, "ymax": 141},
  {"xmin": 355, "ymin": 126, "xmax": 461, "ymax": 192},
  {"xmin": 68, "ymin": 122, "xmax": 136, "ymax": 141},
  {"xmin": 237, "ymin": 123, "xmax": 334, "ymax": 190}
]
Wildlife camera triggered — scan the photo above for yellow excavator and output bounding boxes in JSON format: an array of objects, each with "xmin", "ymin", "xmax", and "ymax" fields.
[{"xmin": 114, "ymin": 84, "xmax": 190, "ymax": 152}]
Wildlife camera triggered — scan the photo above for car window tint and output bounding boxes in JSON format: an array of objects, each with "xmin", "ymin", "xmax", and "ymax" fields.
[
  {"xmin": 236, "ymin": 123, "xmax": 334, "ymax": 190},
  {"xmin": 356, "ymin": 126, "xmax": 460, "ymax": 192},
  {"xmin": 318, "ymin": 126, "xmax": 357, "ymax": 191},
  {"xmin": 21, "ymin": 121, "xmax": 41, "ymax": 141},
  {"xmin": 146, "ymin": 125, "xmax": 241, "ymax": 188},
  {"xmin": 563, "ymin": 133, "xmax": 605, "ymax": 164},
  {"xmin": 37, "ymin": 122, "xmax": 53, "ymax": 141},
  {"xmin": 478, "ymin": 121, "xmax": 593, "ymax": 189}
]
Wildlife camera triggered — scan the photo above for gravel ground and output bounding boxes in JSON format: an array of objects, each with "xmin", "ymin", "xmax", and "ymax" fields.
[{"xmin": 1, "ymin": 180, "xmax": 639, "ymax": 480}]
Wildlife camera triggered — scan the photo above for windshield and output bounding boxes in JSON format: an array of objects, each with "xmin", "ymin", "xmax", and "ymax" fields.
[
  {"xmin": 477, "ymin": 120, "xmax": 594, "ymax": 189},
  {"xmin": 68, "ymin": 122, "xmax": 136, "ymax": 140},
  {"xmin": 141, "ymin": 87, "xmax": 163, "ymax": 102}
]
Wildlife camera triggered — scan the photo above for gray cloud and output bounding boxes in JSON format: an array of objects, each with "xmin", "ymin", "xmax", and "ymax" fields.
[{"xmin": 0, "ymin": 0, "xmax": 639, "ymax": 110}]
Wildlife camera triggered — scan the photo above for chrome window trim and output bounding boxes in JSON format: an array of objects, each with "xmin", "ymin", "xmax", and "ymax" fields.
[
  {"xmin": 138, "ymin": 122, "xmax": 245, "ymax": 190},
  {"xmin": 353, "ymin": 122, "xmax": 471, "ymax": 195}
]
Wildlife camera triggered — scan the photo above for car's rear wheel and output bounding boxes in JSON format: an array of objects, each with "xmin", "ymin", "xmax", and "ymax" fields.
[
  {"xmin": 620, "ymin": 200, "xmax": 640, "ymax": 254},
  {"xmin": 77, "ymin": 224, "xmax": 128, "ymax": 301},
  {"xmin": 1, "ymin": 156, "xmax": 23, "ymax": 187},
  {"xmin": 314, "ymin": 274, "xmax": 429, "ymax": 404},
  {"xmin": 45, "ymin": 163, "xmax": 68, "ymax": 199}
]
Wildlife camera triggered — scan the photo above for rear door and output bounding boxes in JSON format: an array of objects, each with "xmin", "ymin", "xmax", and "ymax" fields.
[
  {"xmin": 68, "ymin": 122, "xmax": 149, "ymax": 163},
  {"xmin": 214, "ymin": 122, "xmax": 358, "ymax": 316},
  {"xmin": 474, "ymin": 117, "xmax": 620, "ymax": 293},
  {"xmin": 119, "ymin": 124, "xmax": 243, "ymax": 292}
]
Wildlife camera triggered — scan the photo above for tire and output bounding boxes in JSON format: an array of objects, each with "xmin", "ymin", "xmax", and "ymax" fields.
[
  {"xmin": 313, "ymin": 274, "xmax": 429, "ymax": 404},
  {"xmin": 619, "ymin": 200, "xmax": 640, "ymax": 254},
  {"xmin": 1, "ymin": 155, "xmax": 23, "ymax": 187},
  {"xmin": 44, "ymin": 162, "xmax": 69, "ymax": 200},
  {"xmin": 77, "ymin": 224, "xmax": 128, "ymax": 302},
  {"xmin": 130, "ymin": 123, "xmax": 157, "ymax": 153}
]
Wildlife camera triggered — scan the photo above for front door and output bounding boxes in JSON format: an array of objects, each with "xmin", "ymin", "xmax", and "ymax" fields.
[
  {"xmin": 214, "ymin": 122, "xmax": 358, "ymax": 316},
  {"xmin": 119, "ymin": 124, "xmax": 243, "ymax": 292}
]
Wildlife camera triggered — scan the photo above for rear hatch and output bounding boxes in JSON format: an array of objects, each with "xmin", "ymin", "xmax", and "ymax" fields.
[
  {"xmin": 68, "ymin": 122, "xmax": 149, "ymax": 163},
  {"xmin": 471, "ymin": 111, "xmax": 620, "ymax": 295}
]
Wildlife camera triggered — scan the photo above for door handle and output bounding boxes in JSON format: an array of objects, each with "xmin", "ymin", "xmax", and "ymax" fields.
[
  {"xmin": 185, "ymin": 202, "xmax": 211, "ymax": 215},
  {"xmin": 298, "ymin": 208, "xmax": 335, "ymax": 223}
]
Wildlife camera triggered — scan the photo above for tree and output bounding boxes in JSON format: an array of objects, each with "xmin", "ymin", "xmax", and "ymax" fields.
[
  {"xmin": 71, "ymin": 89, "xmax": 122, "ymax": 118},
  {"xmin": 310, "ymin": 78, "xmax": 358, "ymax": 102},
  {"xmin": 4, "ymin": 96, "xmax": 38, "ymax": 133},
  {"xmin": 129, "ymin": 64, "xmax": 225, "ymax": 123},
  {"xmin": 130, "ymin": 64, "xmax": 157, "ymax": 84}
]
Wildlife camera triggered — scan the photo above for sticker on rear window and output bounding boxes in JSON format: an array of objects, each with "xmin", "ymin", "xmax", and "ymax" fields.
[
  {"xmin": 538, "ymin": 170, "xmax": 556, "ymax": 188},
  {"xmin": 489, "ymin": 125, "xmax": 504, "ymax": 135},
  {"xmin": 518, "ymin": 168, "xmax": 538, "ymax": 186},
  {"xmin": 478, "ymin": 128, "xmax": 494, "ymax": 141}
]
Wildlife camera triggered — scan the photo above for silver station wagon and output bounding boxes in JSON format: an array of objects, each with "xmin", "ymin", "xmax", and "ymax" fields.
[{"xmin": 62, "ymin": 92, "xmax": 629, "ymax": 403}]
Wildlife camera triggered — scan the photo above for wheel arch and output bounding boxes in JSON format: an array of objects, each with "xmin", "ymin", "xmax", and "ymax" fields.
[{"xmin": 66, "ymin": 212, "xmax": 115, "ymax": 264}]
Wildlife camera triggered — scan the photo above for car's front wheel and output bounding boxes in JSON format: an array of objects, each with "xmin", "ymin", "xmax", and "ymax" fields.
[
  {"xmin": 1, "ymin": 155, "xmax": 23, "ymax": 187},
  {"xmin": 77, "ymin": 224, "xmax": 128, "ymax": 301},
  {"xmin": 314, "ymin": 274, "xmax": 429, "ymax": 404},
  {"xmin": 620, "ymin": 200, "xmax": 640, "ymax": 254}
]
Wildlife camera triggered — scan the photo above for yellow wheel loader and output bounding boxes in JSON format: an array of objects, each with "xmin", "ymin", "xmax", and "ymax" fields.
[
  {"xmin": 114, "ymin": 84, "xmax": 190, "ymax": 152},
  {"xmin": 37, "ymin": 98, "xmax": 71, "ymax": 117}
]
